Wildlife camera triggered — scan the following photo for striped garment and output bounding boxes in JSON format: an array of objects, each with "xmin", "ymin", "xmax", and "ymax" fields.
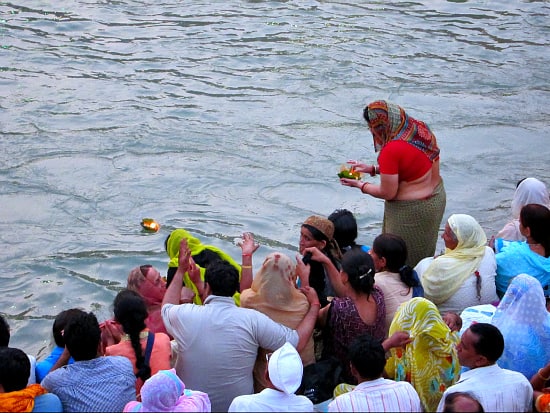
[{"xmin": 328, "ymin": 378, "xmax": 422, "ymax": 412}]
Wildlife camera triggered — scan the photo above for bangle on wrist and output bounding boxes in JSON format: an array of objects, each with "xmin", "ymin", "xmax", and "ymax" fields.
[
  {"xmin": 242, "ymin": 253, "xmax": 252, "ymax": 257},
  {"xmin": 311, "ymin": 302, "xmax": 321, "ymax": 308},
  {"xmin": 361, "ymin": 182, "xmax": 369, "ymax": 193},
  {"xmin": 241, "ymin": 265, "xmax": 252, "ymax": 269},
  {"xmin": 369, "ymin": 165, "xmax": 376, "ymax": 177},
  {"xmin": 538, "ymin": 368, "xmax": 550, "ymax": 381}
]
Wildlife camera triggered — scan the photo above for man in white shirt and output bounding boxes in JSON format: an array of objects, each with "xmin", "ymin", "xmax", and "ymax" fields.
[
  {"xmin": 228, "ymin": 342, "xmax": 313, "ymax": 412},
  {"xmin": 436, "ymin": 323, "xmax": 532, "ymax": 412},
  {"xmin": 328, "ymin": 334, "xmax": 422, "ymax": 412},
  {"xmin": 162, "ymin": 239, "xmax": 319, "ymax": 412}
]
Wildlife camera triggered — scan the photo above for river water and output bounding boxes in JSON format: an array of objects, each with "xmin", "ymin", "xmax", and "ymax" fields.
[{"xmin": 1, "ymin": 0, "xmax": 549, "ymax": 357}]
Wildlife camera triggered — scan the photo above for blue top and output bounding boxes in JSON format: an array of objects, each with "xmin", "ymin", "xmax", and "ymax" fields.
[
  {"xmin": 496, "ymin": 241, "xmax": 550, "ymax": 297},
  {"xmin": 36, "ymin": 346, "xmax": 75, "ymax": 383},
  {"xmin": 33, "ymin": 393, "xmax": 63, "ymax": 412}
]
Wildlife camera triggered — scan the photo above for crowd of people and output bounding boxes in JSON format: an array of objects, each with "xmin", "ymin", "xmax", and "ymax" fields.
[{"xmin": 1, "ymin": 101, "xmax": 549, "ymax": 413}]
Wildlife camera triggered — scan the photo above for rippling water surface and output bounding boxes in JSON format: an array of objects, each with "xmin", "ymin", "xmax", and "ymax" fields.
[{"xmin": 1, "ymin": 0, "xmax": 549, "ymax": 356}]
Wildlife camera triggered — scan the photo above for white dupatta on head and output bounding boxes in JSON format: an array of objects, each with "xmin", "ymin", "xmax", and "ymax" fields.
[{"xmin": 421, "ymin": 214, "xmax": 487, "ymax": 304}]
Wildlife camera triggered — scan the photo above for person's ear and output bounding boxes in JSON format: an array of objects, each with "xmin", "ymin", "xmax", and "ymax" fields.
[
  {"xmin": 204, "ymin": 281, "xmax": 212, "ymax": 297},
  {"xmin": 379, "ymin": 256, "xmax": 387, "ymax": 269},
  {"xmin": 350, "ymin": 362, "xmax": 360, "ymax": 382},
  {"xmin": 473, "ymin": 354, "xmax": 489, "ymax": 368},
  {"xmin": 340, "ymin": 271, "xmax": 349, "ymax": 284}
]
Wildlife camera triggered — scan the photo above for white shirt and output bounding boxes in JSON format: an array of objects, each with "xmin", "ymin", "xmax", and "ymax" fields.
[
  {"xmin": 436, "ymin": 364, "xmax": 533, "ymax": 412},
  {"xmin": 328, "ymin": 378, "xmax": 422, "ymax": 413},
  {"xmin": 228, "ymin": 388, "xmax": 313, "ymax": 412},
  {"xmin": 162, "ymin": 295, "xmax": 299, "ymax": 412},
  {"xmin": 415, "ymin": 247, "xmax": 499, "ymax": 314}
]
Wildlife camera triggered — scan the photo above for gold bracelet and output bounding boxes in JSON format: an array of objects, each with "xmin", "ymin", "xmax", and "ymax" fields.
[
  {"xmin": 241, "ymin": 265, "xmax": 252, "ymax": 269},
  {"xmin": 538, "ymin": 368, "xmax": 550, "ymax": 381}
]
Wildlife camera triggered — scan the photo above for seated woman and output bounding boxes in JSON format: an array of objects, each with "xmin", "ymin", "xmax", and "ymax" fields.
[
  {"xmin": 369, "ymin": 233, "xmax": 423, "ymax": 336},
  {"xmin": 240, "ymin": 252, "xmax": 315, "ymax": 392},
  {"xmin": 495, "ymin": 204, "xmax": 550, "ymax": 297},
  {"xmin": 491, "ymin": 273, "xmax": 550, "ymax": 380},
  {"xmin": 124, "ymin": 369, "xmax": 210, "ymax": 412},
  {"xmin": 165, "ymin": 229, "xmax": 258, "ymax": 305},
  {"xmin": 496, "ymin": 177, "xmax": 549, "ymax": 241},
  {"xmin": 328, "ymin": 209, "xmax": 368, "ymax": 255},
  {"xmin": 415, "ymin": 214, "xmax": 499, "ymax": 314},
  {"xmin": 299, "ymin": 215, "xmax": 343, "ymax": 307},
  {"xmin": 385, "ymin": 297, "xmax": 460, "ymax": 412},
  {"xmin": 105, "ymin": 289, "xmax": 171, "ymax": 396},
  {"xmin": 304, "ymin": 248, "xmax": 385, "ymax": 384}
]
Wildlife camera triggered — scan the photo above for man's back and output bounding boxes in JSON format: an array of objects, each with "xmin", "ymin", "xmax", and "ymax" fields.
[
  {"xmin": 436, "ymin": 364, "xmax": 533, "ymax": 412},
  {"xmin": 162, "ymin": 296, "xmax": 299, "ymax": 412},
  {"xmin": 229, "ymin": 388, "xmax": 313, "ymax": 412},
  {"xmin": 328, "ymin": 378, "xmax": 422, "ymax": 412},
  {"xmin": 41, "ymin": 356, "xmax": 135, "ymax": 412}
]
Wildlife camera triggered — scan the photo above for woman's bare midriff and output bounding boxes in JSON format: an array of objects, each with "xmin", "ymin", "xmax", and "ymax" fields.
[{"xmin": 394, "ymin": 161, "xmax": 441, "ymax": 201}]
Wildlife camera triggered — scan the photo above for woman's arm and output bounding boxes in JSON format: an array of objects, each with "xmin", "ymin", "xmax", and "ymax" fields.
[
  {"xmin": 340, "ymin": 173, "xmax": 399, "ymax": 201},
  {"xmin": 303, "ymin": 247, "xmax": 347, "ymax": 297},
  {"xmin": 531, "ymin": 361, "xmax": 550, "ymax": 391},
  {"xmin": 237, "ymin": 232, "xmax": 260, "ymax": 292}
]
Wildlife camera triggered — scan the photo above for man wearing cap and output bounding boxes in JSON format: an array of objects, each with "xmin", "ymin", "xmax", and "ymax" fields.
[
  {"xmin": 228, "ymin": 342, "xmax": 313, "ymax": 412},
  {"xmin": 162, "ymin": 240, "xmax": 320, "ymax": 412},
  {"xmin": 328, "ymin": 334, "xmax": 422, "ymax": 412}
]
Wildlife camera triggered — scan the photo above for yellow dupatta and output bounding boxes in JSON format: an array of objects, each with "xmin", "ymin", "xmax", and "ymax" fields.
[
  {"xmin": 421, "ymin": 214, "xmax": 487, "ymax": 304},
  {"xmin": 166, "ymin": 229, "xmax": 242, "ymax": 305},
  {"xmin": 386, "ymin": 297, "xmax": 460, "ymax": 412}
]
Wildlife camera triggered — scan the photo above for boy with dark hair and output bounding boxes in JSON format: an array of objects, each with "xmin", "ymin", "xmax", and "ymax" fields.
[
  {"xmin": 41, "ymin": 311, "xmax": 136, "ymax": 412},
  {"xmin": 328, "ymin": 334, "xmax": 421, "ymax": 412}
]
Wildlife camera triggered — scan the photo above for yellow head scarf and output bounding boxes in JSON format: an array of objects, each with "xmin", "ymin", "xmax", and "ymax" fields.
[
  {"xmin": 421, "ymin": 214, "xmax": 487, "ymax": 304},
  {"xmin": 386, "ymin": 297, "xmax": 460, "ymax": 412},
  {"xmin": 166, "ymin": 229, "xmax": 242, "ymax": 305}
]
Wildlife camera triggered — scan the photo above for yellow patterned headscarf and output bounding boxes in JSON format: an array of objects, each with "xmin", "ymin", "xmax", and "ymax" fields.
[
  {"xmin": 166, "ymin": 229, "xmax": 242, "ymax": 305},
  {"xmin": 386, "ymin": 297, "xmax": 460, "ymax": 412}
]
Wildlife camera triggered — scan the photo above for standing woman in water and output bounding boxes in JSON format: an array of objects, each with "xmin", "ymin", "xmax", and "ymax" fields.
[{"xmin": 340, "ymin": 100, "xmax": 446, "ymax": 267}]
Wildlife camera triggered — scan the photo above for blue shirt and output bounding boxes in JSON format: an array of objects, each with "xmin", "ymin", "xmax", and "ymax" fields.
[{"xmin": 35, "ymin": 346, "xmax": 74, "ymax": 383}]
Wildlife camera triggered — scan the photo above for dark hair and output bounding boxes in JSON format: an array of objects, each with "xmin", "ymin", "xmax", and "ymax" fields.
[
  {"xmin": 341, "ymin": 248, "xmax": 375, "ymax": 297},
  {"xmin": 205, "ymin": 260, "xmax": 239, "ymax": 297},
  {"xmin": 0, "ymin": 347, "xmax": 30, "ymax": 392},
  {"xmin": 443, "ymin": 392, "xmax": 485, "ymax": 413},
  {"xmin": 63, "ymin": 310, "xmax": 100, "ymax": 361},
  {"xmin": 520, "ymin": 203, "xmax": 550, "ymax": 257},
  {"xmin": 372, "ymin": 234, "xmax": 420, "ymax": 289},
  {"xmin": 348, "ymin": 334, "xmax": 386, "ymax": 380},
  {"xmin": 328, "ymin": 209, "xmax": 358, "ymax": 251},
  {"xmin": 113, "ymin": 289, "xmax": 151, "ymax": 382},
  {"xmin": 53, "ymin": 308, "xmax": 84, "ymax": 348},
  {"xmin": 469, "ymin": 323, "xmax": 504, "ymax": 363},
  {"xmin": 0, "ymin": 314, "xmax": 9, "ymax": 347},
  {"xmin": 363, "ymin": 105, "xmax": 370, "ymax": 123}
]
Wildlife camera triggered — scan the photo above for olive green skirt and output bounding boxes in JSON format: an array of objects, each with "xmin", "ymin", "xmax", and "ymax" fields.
[{"xmin": 383, "ymin": 180, "xmax": 446, "ymax": 267}]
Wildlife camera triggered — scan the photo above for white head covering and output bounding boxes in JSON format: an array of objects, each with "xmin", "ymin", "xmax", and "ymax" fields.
[
  {"xmin": 268, "ymin": 342, "xmax": 303, "ymax": 394},
  {"xmin": 511, "ymin": 178, "xmax": 550, "ymax": 219},
  {"xmin": 421, "ymin": 214, "xmax": 487, "ymax": 304}
]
